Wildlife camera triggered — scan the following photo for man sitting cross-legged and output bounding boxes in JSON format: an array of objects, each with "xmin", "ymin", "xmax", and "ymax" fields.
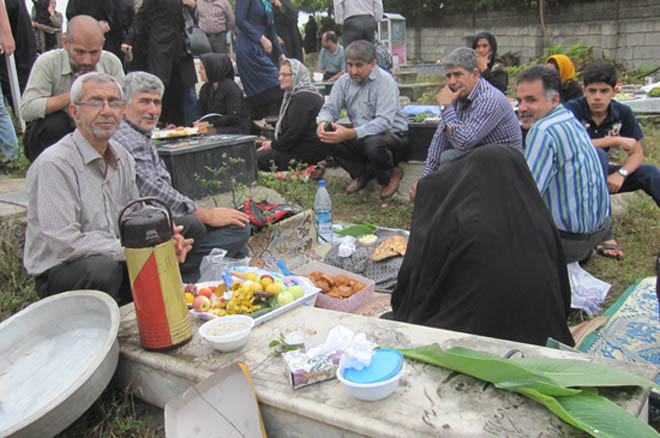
[
  {"xmin": 316, "ymin": 40, "xmax": 409, "ymax": 199},
  {"xmin": 21, "ymin": 15, "xmax": 124, "ymax": 161},
  {"xmin": 518, "ymin": 65, "xmax": 611, "ymax": 263},
  {"xmin": 565, "ymin": 61, "xmax": 660, "ymax": 259},
  {"xmin": 410, "ymin": 47, "xmax": 522, "ymax": 201},
  {"xmin": 113, "ymin": 71, "xmax": 251, "ymax": 283},
  {"xmin": 23, "ymin": 72, "xmax": 192, "ymax": 304}
]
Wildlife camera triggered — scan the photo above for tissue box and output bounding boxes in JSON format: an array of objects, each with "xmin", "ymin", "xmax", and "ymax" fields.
[
  {"xmin": 282, "ymin": 348, "xmax": 342, "ymax": 389},
  {"xmin": 294, "ymin": 261, "xmax": 375, "ymax": 313}
]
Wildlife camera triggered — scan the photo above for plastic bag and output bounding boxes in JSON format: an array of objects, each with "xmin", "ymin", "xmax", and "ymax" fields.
[
  {"xmin": 338, "ymin": 236, "xmax": 357, "ymax": 258},
  {"xmin": 567, "ymin": 262, "xmax": 611, "ymax": 316},
  {"xmin": 199, "ymin": 248, "xmax": 249, "ymax": 282}
]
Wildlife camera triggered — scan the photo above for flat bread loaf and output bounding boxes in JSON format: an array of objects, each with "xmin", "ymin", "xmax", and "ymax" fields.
[{"xmin": 371, "ymin": 235, "xmax": 407, "ymax": 261}]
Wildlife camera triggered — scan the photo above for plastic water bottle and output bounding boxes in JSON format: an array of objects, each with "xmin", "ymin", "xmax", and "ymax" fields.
[{"xmin": 314, "ymin": 180, "xmax": 333, "ymax": 244}]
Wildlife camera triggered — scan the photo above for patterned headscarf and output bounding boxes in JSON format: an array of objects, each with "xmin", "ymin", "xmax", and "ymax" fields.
[
  {"xmin": 260, "ymin": 0, "xmax": 272, "ymax": 15},
  {"xmin": 275, "ymin": 58, "xmax": 321, "ymax": 139}
]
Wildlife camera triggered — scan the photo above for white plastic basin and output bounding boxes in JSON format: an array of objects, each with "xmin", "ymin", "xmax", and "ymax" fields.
[{"xmin": 0, "ymin": 290, "xmax": 120, "ymax": 438}]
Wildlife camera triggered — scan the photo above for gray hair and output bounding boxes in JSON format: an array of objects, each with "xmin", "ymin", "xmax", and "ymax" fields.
[
  {"xmin": 443, "ymin": 47, "xmax": 479, "ymax": 73},
  {"xmin": 70, "ymin": 72, "xmax": 123, "ymax": 104},
  {"xmin": 122, "ymin": 71, "xmax": 165, "ymax": 102},
  {"xmin": 517, "ymin": 65, "xmax": 560, "ymax": 101},
  {"xmin": 345, "ymin": 40, "xmax": 376, "ymax": 63}
]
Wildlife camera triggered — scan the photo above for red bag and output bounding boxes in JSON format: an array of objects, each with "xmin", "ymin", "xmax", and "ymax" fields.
[{"xmin": 238, "ymin": 200, "xmax": 301, "ymax": 229}]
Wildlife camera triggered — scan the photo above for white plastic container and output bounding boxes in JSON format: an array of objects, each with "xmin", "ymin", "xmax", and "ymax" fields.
[
  {"xmin": 198, "ymin": 315, "xmax": 255, "ymax": 352},
  {"xmin": 336, "ymin": 361, "xmax": 405, "ymax": 401}
]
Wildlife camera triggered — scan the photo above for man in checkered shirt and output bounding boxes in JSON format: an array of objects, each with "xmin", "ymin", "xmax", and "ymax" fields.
[{"xmin": 113, "ymin": 71, "xmax": 251, "ymax": 283}]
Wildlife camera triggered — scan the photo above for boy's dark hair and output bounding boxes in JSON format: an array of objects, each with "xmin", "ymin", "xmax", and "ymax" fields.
[
  {"xmin": 582, "ymin": 61, "xmax": 617, "ymax": 88},
  {"xmin": 516, "ymin": 65, "xmax": 561, "ymax": 94}
]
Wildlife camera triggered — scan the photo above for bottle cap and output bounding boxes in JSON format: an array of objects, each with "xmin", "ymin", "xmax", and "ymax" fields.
[{"xmin": 318, "ymin": 180, "xmax": 326, "ymax": 187}]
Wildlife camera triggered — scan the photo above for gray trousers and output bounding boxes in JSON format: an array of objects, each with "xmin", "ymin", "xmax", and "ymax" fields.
[
  {"xmin": 558, "ymin": 218, "xmax": 611, "ymax": 263},
  {"xmin": 206, "ymin": 31, "xmax": 228, "ymax": 54}
]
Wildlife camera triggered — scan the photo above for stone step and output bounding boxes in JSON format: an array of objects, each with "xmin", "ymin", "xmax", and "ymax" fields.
[
  {"xmin": 397, "ymin": 82, "xmax": 439, "ymax": 101},
  {"xmin": 394, "ymin": 71, "xmax": 418, "ymax": 83}
]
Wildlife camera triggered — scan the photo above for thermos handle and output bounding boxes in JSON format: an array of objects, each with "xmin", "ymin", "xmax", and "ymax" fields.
[{"xmin": 118, "ymin": 197, "xmax": 174, "ymax": 244}]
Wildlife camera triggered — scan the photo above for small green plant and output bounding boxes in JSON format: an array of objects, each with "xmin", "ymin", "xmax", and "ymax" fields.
[
  {"xmin": 194, "ymin": 153, "xmax": 249, "ymax": 208},
  {"xmin": 257, "ymin": 159, "xmax": 315, "ymax": 210},
  {"xmin": 269, "ymin": 332, "xmax": 303, "ymax": 356}
]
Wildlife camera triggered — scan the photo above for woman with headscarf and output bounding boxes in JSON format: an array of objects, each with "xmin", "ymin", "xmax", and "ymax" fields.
[
  {"xmin": 235, "ymin": 0, "xmax": 284, "ymax": 120},
  {"xmin": 472, "ymin": 32, "xmax": 508, "ymax": 94},
  {"xmin": 389, "ymin": 145, "xmax": 575, "ymax": 347},
  {"xmin": 256, "ymin": 58, "xmax": 326, "ymax": 171},
  {"xmin": 195, "ymin": 53, "xmax": 252, "ymax": 134},
  {"xmin": 546, "ymin": 54, "xmax": 583, "ymax": 103}
]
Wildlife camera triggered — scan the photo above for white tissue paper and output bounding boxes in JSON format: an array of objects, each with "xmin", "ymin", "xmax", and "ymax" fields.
[
  {"xmin": 338, "ymin": 236, "xmax": 357, "ymax": 258},
  {"xmin": 307, "ymin": 325, "xmax": 375, "ymax": 370}
]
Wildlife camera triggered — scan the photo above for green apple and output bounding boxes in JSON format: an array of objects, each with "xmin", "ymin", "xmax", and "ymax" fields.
[
  {"xmin": 289, "ymin": 285, "xmax": 304, "ymax": 300},
  {"xmin": 277, "ymin": 291, "xmax": 294, "ymax": 306}
]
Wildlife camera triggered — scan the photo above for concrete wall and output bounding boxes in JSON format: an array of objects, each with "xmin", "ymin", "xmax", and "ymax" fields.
[{"xmin": 405, "ymin": 0, "xmax": 660, "ymax": 68}]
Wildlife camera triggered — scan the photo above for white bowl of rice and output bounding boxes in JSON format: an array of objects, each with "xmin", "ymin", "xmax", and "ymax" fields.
[{"xmin": 199, "ymin": 315, "xmax": 255, "ymax": 352}]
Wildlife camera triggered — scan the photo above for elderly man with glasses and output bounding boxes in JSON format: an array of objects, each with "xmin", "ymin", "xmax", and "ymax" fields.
[{"xmin": 23, "ymin": 72, "xmax": 192, "ymax": 304}]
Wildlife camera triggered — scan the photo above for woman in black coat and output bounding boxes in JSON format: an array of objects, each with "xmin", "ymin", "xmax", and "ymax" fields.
[
  {"xmin": 390, "ymin": 146, "xmax": 575, "ymax": 347},
  {"xmin": 195, "ymin": 53, "xmax": 252, "ymax": 135},
  {"xmin": 472, "ymin": 32, "xmax": 508, "ymax": 94},
  {"xmin": 125, "ymin": 0, "xmax": 197, "ymax": 126},
  {"xmin": 256, "ymin": 58, "xmax": 326, "ymax": 171}
]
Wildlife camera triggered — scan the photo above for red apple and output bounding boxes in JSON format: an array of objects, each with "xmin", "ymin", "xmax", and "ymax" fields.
[
  {"xmin": 197, "ymin": 287, "xmax": 213, "ymax": 299},
  {"xmin": 193, "ymin": 295, "xmax": 211, "ymax": 313}
]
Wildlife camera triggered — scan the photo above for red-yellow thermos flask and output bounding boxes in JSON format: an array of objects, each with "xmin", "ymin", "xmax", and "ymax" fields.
[{"xmin": 119, "ymin": 198, "xmax": 192, "ymax": 350}]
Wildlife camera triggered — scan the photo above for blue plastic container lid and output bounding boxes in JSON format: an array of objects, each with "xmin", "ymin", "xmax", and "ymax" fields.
[{"xmin": 343, "ymin": 349, "xmax": 403, "ymax": 384}]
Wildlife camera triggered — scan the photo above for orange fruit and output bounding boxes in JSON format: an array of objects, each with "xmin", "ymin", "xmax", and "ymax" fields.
[{"xmin": 265, "ymin": 283, "xmax": 281, "ymax": 296}]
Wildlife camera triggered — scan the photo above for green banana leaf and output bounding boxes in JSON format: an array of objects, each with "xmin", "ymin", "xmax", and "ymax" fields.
[
  {"xmin": 334, "ymin": 223, "xmax": 377, "ymax": 237},
  {"xmin": 507, "ymin": 356, "xmax": 660, "ymax": 389},
  {"xmin": 400, "ymin": 344, "xmax": 580, "ymax": 396},
  {"xmin": 518, "ymin": 387, "xmax": 659, "ymax": 438},
  {"xmin": 399, "ymin": 344, "xmax": 659, "ymax": 438}
]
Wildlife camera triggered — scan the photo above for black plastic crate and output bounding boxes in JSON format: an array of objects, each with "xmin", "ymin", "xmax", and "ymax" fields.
[{"xmin": 157, "ymin": 134, "xmax": 257, "ymax": 200}]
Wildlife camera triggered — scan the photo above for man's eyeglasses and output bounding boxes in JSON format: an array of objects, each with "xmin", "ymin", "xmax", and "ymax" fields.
[
  {"xmin": 278, "ymin": 72, "xmax": 292, "ymax": 77},
  {"xmin": 77, "ymin": 98, "xmax": 125, "ymax": 110}
]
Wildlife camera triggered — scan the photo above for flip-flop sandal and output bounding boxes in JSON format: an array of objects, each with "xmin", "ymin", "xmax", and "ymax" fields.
[{"xmin": 596, "ymin": 243, "xmax": 623, "ymax": 260}]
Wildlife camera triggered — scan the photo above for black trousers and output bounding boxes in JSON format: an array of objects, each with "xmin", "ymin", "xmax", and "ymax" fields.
[
  {"xmin": 326, "ymin": 131, "xmax": 408, "ymax": 185},
  {"xmin": 23, "ymin": 110, "xmax": 75, "ymax": 162},
  {"xmin": 342, "ymin": 15, "xmax": 377, "ymax": 48},
  {"xmin": 35, "ymin": 255, "xmax": 133, "ymax": 305}
]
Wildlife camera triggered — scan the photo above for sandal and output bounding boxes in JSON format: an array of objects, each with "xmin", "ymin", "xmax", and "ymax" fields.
[{"xmin": 596, "ymin": 241, "xmax": 624, "ymax": 260}]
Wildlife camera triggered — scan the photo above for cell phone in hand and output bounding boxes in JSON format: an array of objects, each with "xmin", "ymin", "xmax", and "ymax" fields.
[{"xmin": 324, "ymin": 121, "xmax": 335, "ymax": 132}]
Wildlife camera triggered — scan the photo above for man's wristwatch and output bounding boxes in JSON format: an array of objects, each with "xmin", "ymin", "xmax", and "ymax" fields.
[
  {"xmin": 439, "ymin": 104, "xmax": 447, "ymax": 112},
  {"xmin": 618, "ymin": 168, "xmax": 629, "ymax": 178}
]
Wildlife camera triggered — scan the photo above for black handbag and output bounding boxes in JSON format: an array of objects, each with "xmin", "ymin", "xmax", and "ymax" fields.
[{"xmin": 182, "ymin": 6, "xmax": 211, "ymax": 56}]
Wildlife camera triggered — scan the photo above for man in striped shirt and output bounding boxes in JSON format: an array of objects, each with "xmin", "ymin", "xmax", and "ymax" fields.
[
  {"xmin": 519, "ymin": 65, "xmax": 610, "ymax": 263},
  {"xmin": 411, "ymin": 47, "xmax": 521, "ymax": 201},
  {"xmin": 196, "ymin": 0, "xmax": 235, "ymax": 54}
]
